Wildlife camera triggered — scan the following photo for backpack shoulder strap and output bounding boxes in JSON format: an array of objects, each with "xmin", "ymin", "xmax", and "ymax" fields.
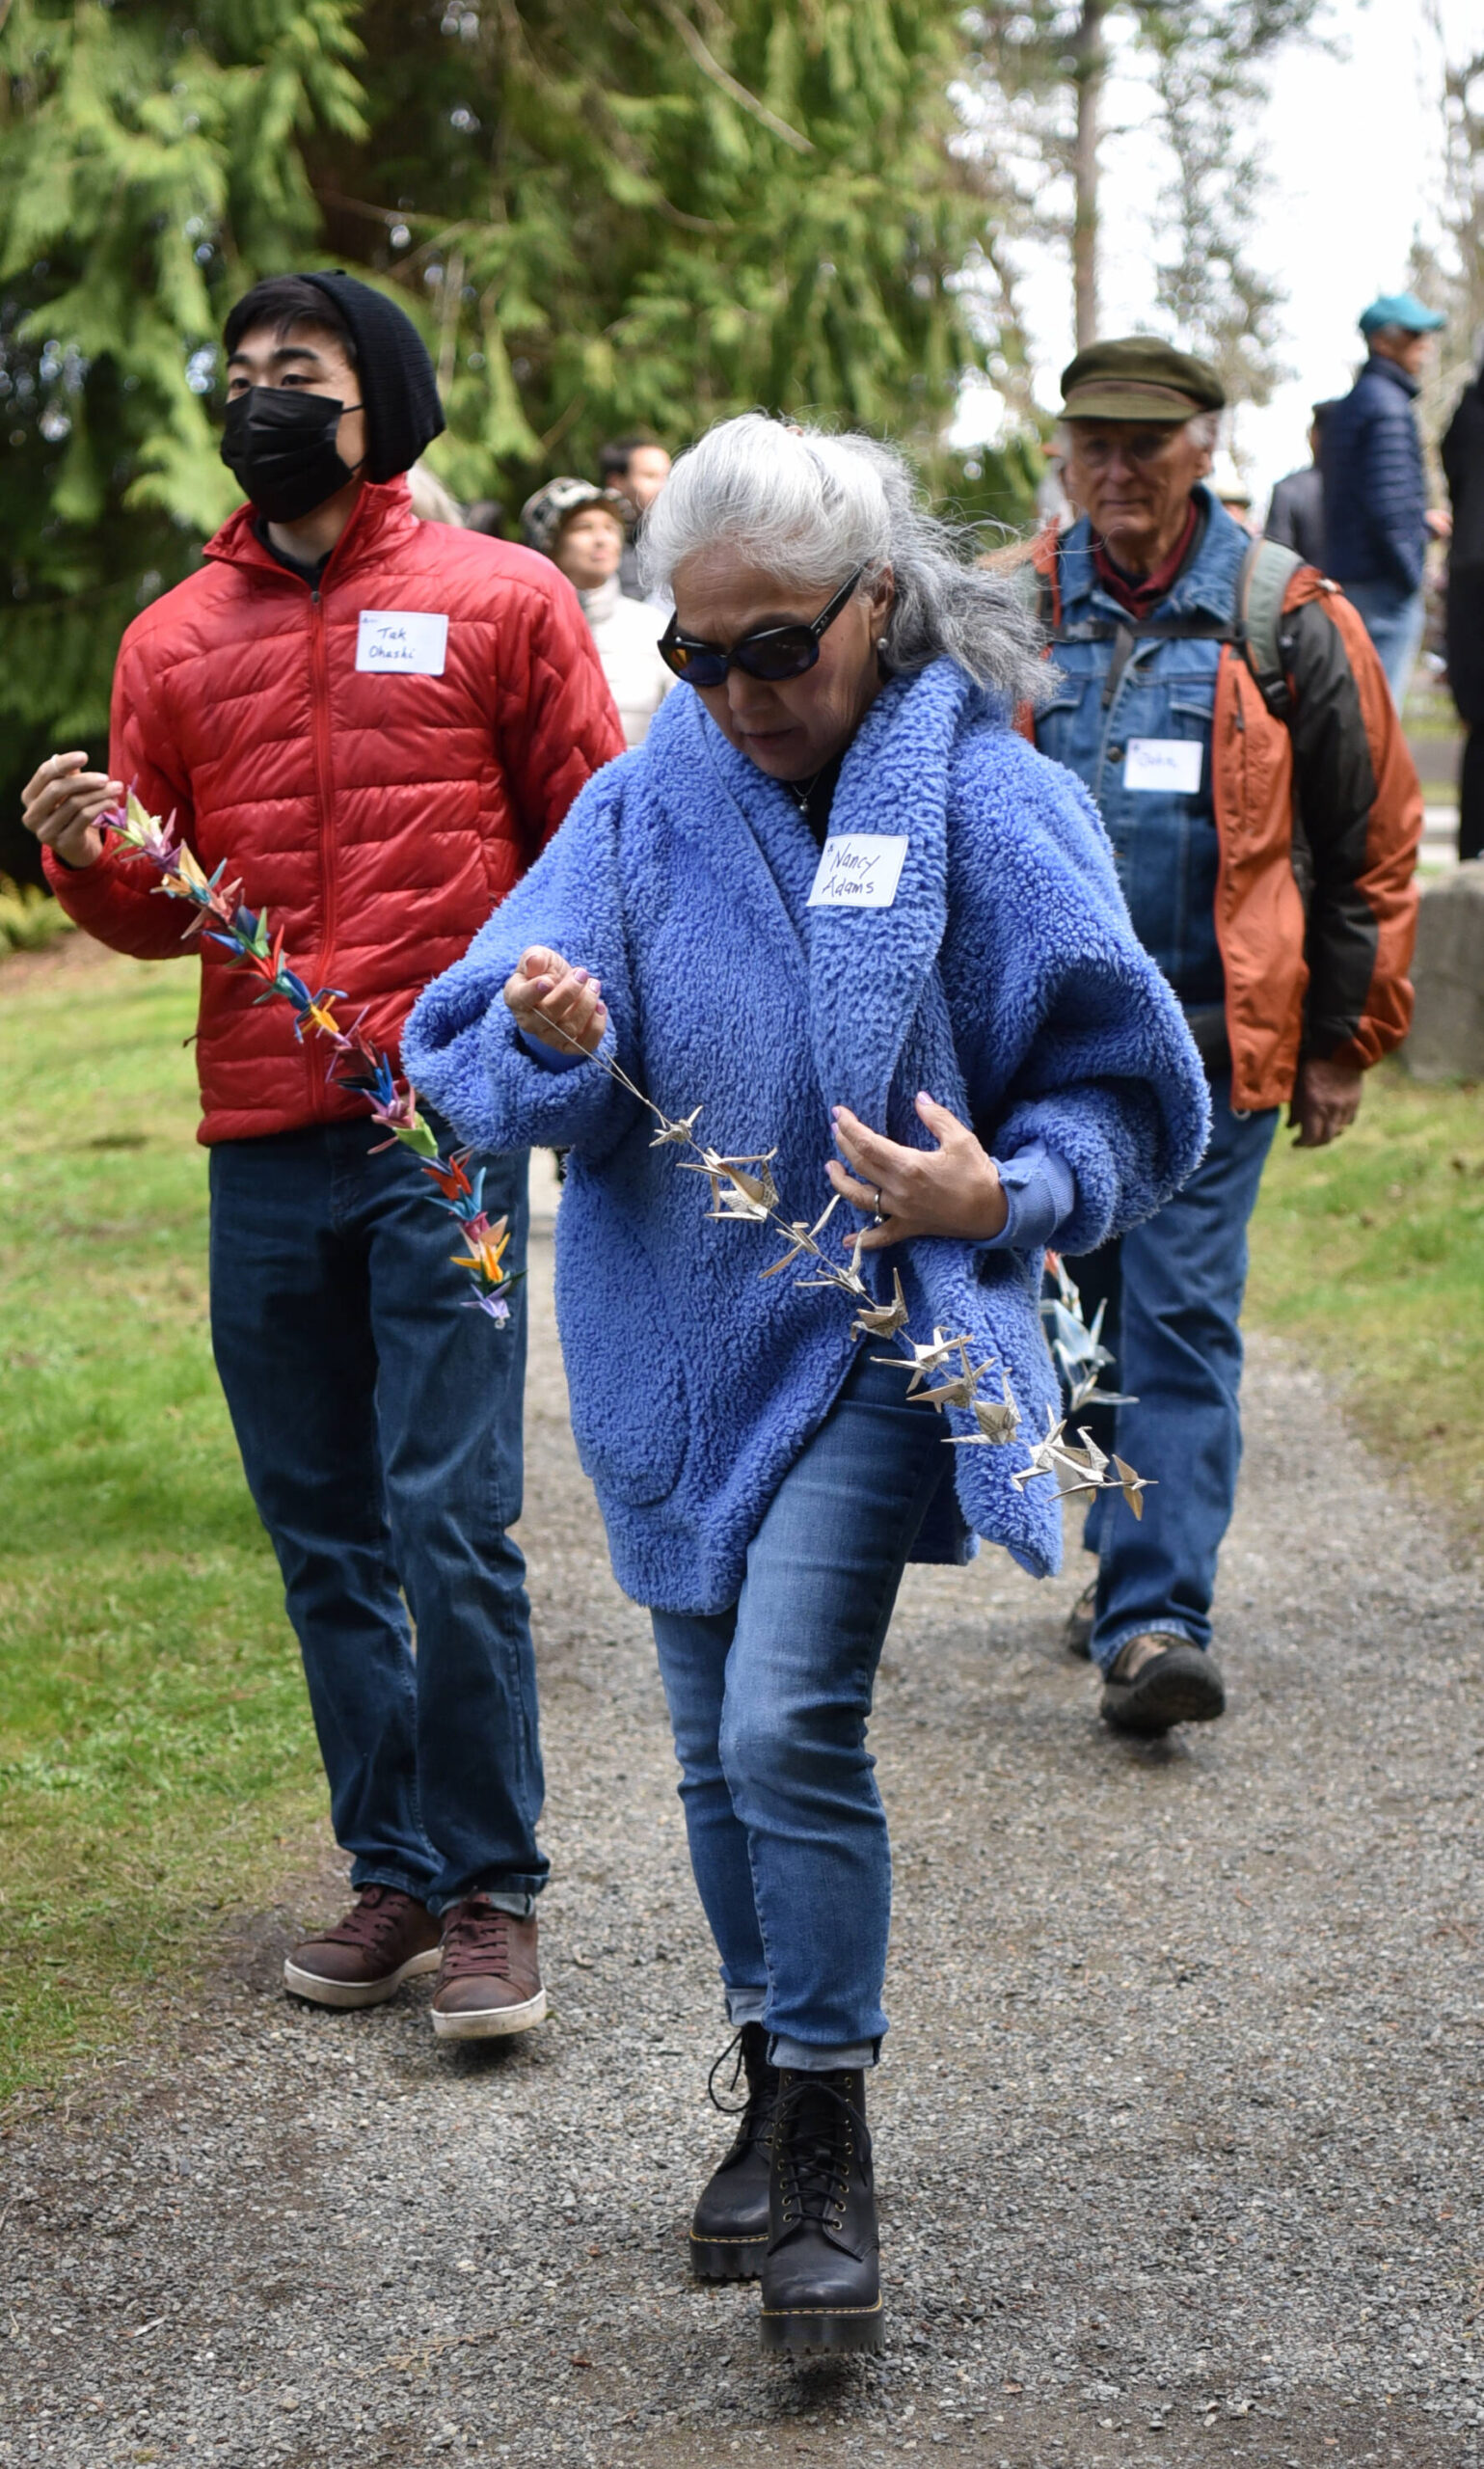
[
  {"xmin": 1237, "ymin": 537, "xmax": 1304, "ymax": 719},
  {"xmin": 1009, "ymin": 552, "xmax": 1047, "ymax": 629}
]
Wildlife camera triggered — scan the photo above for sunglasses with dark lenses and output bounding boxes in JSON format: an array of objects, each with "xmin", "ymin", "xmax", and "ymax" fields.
[{"xmin": 659, "ymin": 565, "xmax": 865, "ymax": 687}]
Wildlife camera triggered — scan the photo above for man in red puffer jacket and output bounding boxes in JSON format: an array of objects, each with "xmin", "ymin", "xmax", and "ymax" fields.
[{"xmin": 24, "ymin": 273, "xmax": 624, "ymax": 2040}]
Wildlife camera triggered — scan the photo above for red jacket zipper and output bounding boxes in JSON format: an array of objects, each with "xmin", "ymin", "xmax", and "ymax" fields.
[{"xmin": 307, "ymin": 583, "xmax": 337, "ymax": 1122}]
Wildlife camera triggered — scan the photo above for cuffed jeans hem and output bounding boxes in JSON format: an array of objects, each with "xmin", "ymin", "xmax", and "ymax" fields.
[
  {"xmin": 347, "ymin": 1862, "xmax": 438, "ymax": 1903},
  {"xmin": 427, "ymin": 1884, "xmax": 544, "ymax": 1920},
  {"xmin": 769, "ymin": 2035, "xmax": 880, "ymax": 2072},
  {"xmin": 725, "ymin": 1992, "xmax": 769, "ymax": 2027},
  {"xmin": 1092, "ymin": 1619, "xmax": 1204, "ymax": 1677}
]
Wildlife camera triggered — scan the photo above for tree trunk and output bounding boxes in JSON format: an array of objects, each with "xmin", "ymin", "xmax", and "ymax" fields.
[{"xmin": 1072, "ymin": 0, "xmax": 1108, "ymax": 351}]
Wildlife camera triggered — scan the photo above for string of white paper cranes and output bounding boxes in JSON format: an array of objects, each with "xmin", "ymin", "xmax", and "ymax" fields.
[{"xmin": 551, "ymin": 1023, "xmax": 1153, "ymax": 1519}]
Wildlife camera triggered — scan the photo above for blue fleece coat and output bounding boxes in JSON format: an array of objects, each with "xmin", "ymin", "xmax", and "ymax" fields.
[{"xmin": 404, "ymin": 660, "xmax": 1209, "ymax": 1614}]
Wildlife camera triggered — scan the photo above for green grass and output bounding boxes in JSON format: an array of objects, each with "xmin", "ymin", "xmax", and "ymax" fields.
[
  {"xmin": 1248, "ymin": 1060, "xmax": 1484, "ymax": 1542},
  {"xmin": 0, "ymin": 946, "xmax": 323, "ymax": 2103},
  {"xmin": 1, "ymin": 955, "xmax": 1478, "ymax": 2103}
]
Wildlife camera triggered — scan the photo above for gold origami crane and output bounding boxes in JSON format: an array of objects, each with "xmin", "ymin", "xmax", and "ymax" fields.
[
  {"xmin": 849, "ymin": 1267, "xmax": 909, "ymax": 1341},
  {"xmin": 1111, "ymin": 1452, "xmax": 1153, "ymax": 1519}
]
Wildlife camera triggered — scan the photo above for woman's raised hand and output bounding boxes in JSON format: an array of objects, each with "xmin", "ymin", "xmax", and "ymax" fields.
[
  {"xmin": 503, "ymin": 946, "xmax": 608, "ymax": 1056},
  {"xmin": 828, "ymin": 1093, "xmax": 1008, "ymax": 1251}
]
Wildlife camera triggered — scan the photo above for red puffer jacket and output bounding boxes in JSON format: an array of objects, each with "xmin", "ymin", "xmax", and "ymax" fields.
[{"xmin": 43, "ymin": 476, "xmax": 625, "ymax": 1143}]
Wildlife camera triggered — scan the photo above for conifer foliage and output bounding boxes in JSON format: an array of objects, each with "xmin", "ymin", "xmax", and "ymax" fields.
[{"xmin": 0, "ymin": 1, "xmax": 1033, "ymax": 875}]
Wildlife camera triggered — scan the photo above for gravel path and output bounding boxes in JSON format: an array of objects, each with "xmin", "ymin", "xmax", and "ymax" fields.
[{"xmin": 5, "ymin": 1167, "xmax": 1483, "ymax": 2469}]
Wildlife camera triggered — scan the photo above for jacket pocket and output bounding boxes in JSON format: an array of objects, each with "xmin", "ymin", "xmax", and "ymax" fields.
[
  {"xmin": 555, "ymin": 1187, "xmax": 690, "ymax": 1507},
  {"xmin": 1163, "ymin": 688, "xmax": 1215, "ymax": 792}
]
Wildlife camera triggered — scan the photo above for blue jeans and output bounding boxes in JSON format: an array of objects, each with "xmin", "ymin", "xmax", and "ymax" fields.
[
  {"xmin": 1065, "ymin": 1077, "xmax": 1279, "ymax": 1672},
  {"xmin": 208, "ymin": 1118, "xmax": 547, "ymax": 1913},
  {"xmin": 651, "ymin": 1351, "xmax": 946, "ymax": 2069},
  {"xmin": 1341, "ymin": 578, "xmax": 1426, "ymax": 710}
]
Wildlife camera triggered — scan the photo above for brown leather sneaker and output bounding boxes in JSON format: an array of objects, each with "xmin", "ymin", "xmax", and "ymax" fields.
[
  {"xmin": 430, "ymin": 1900, "xmax": 547, "ymax": 2041},
  {"xmin": 283, "ymin": 1886, "xmax": 441, "ymax": 2010}
]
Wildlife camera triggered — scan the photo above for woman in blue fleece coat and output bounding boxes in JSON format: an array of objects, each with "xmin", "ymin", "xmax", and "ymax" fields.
[{"xmin": 404, "ymin": 415, "xmax": 1208, "ymax": 2355}]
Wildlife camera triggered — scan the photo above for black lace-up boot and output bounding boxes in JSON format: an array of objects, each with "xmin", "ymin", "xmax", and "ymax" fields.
[
  {"xmin": 760, "ymin": 2068, "xmax": 883, "ymax": 2354},
  {"xmin": 689, "ymin": 2023, "xmax": 779, "ymax": 2281}
]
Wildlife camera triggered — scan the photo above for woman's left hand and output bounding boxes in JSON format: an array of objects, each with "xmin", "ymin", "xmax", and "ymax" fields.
[{"xmin": 827, "ymin": 1094, "xmax": 1008, "ymax": 1251}]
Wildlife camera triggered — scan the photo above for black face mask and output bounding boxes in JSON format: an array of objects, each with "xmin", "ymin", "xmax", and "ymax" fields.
[{"xmin": 220, "ymin": 386, "xmax": 364, "ymax": 523}]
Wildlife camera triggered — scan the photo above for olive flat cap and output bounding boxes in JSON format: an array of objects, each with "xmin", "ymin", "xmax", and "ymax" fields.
[{"xmin": 1059, "ymin": 336, "xmax": 1226, "ymax": 422}]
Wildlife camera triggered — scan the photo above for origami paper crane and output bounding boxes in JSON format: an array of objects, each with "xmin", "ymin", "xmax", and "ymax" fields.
[
  {"xmin": 451, "ymin": 1210, "xmax": 514, "ymax": 1289},
  {"xmin": 795, "ymin": 1252, "xmax": 871, "ymax": 1302},
  {"xmin": 872, "ymin": 1327, "xmax": 977, "ymax": 1397},
  {"xmin": 470, "ymin": 1290, "xmax": 512, "ymax": 1325},
  {"xmin": 1111, "ymin": 1453, "xmax": 1153, "ymax": 1519},
  {"xmin": 849, "ymin": 1268, "xmax": 909, "ymax": 1342},
  {"xmin": 329, "ymin": 1036, "xmax": 438, "ymax": 1155},
  {"xmin": 680, "ymin": 1148, "xmax": 781, "ymax": 1221},
  {"xmin": 915, "ymin": 1343, "xmax": 990, "ymax": 1415},
  {"xmin": 108, "ymin": 788, "xmax": 182, "ymax": 869},
  {"xmin": 947, "ymin": 1370, "xmax": 1022, "ymax": 1448},
  {"xmin": 651, "ymin": 1106, "xmax": 704, "ymax": 1149},
  {"xmin": 421, "ymin": 1149, "xmax": 486, "ymax": 1219},
  {"xmin": 759, "ymin": 1195, "xmax": 841, "ymax": 1280},
  {"xmin": 1040, "ymin": 1254, "xmax": 1137, "ymax": 1412}
]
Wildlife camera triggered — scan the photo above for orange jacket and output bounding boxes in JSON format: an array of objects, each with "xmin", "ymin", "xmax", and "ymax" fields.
[{"xmin": 1029, "ymin": 526, "xmax": 1421, "ymax": 1113}]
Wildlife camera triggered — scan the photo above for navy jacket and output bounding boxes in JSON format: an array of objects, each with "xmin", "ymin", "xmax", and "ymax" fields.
[{"xmin": 1322, "ymin": 356, "xmax": 1428, "ymax": 592}]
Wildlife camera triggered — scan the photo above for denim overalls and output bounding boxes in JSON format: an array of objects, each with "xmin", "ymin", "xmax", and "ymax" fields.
[
  {"xmin": 1034, "ymin": 491, "xmax": 1255, "ymax": 1011},
  {"xmin": 1033, "ymin": 488, "xmax": 1280, "ymax": 1671}
]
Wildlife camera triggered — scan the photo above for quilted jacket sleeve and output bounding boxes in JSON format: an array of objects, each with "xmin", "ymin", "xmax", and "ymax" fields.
[
  {"xmin": 1355, "ymin": 379, "xmax": 1427, "ymax": 592},
  {"xmin": 41, "ymin": 618, "xmax": 201, "ymax": 958},
  {"xmin": 494, "ymin": 573, "xmax": 626, "ymax": 867},
  {"xmin": 403, "ymin": 761, "xmax": 642, "ymax": 1162}
]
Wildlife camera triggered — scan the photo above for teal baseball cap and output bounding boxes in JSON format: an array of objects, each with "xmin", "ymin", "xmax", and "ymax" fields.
[{"xmin": 1359, "ymin": 291, "xmax": 1445, "ymax": 337}]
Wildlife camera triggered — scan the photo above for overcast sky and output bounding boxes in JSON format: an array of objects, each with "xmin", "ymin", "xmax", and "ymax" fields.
[{"xmin": 965, "ymin": 0, "xmax": 1474, "ymax": 509}]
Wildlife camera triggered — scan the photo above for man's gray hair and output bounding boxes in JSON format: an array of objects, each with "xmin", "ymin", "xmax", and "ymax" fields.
[{"xmin": 638, "ymin": 413, "xmax": 1048, "ymax": 709}]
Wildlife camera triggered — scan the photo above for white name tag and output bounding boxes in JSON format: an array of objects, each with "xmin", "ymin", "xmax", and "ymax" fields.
[
  {"xmin": 806, "ymin": 832, "xmax": 910, "ymax": 909},
  {"xmin": 356, "ymin": 610, "xmax": 449, "ymax": 675},
  {"xmin": 1124, "ymin": 737, "xmax": 1204, "ymax": 794}
]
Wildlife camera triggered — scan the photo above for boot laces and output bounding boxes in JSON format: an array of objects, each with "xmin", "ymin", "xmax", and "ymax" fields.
[
  {"xmin": 775, "ymin": 2074, "xmax": 860, "ymax": 2232},
  {"xmin": 707, "ymin": 2029, "xmax": 778, "ymax": 2156}
]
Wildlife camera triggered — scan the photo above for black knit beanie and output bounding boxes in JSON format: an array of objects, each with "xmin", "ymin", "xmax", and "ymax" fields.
[{"xmin": 300, "ymin": 270, "xmax": 445, "ymax": 483}]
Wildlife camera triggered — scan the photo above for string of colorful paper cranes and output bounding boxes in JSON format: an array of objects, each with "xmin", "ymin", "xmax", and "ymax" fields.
[{"xmin": 98, "ymin": 792, "xmax": 523, "ymax": 1326}]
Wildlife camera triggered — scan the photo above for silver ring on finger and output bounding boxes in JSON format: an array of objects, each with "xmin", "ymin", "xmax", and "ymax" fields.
[{"xmin": 871, "ymin": 1184, "xmax": 885, "ymax": 1228}]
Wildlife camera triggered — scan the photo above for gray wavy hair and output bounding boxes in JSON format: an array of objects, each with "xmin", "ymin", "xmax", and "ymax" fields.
[{"xmin": 638, "ymin": 413, "xmax": 1049, "ymax": 709}]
